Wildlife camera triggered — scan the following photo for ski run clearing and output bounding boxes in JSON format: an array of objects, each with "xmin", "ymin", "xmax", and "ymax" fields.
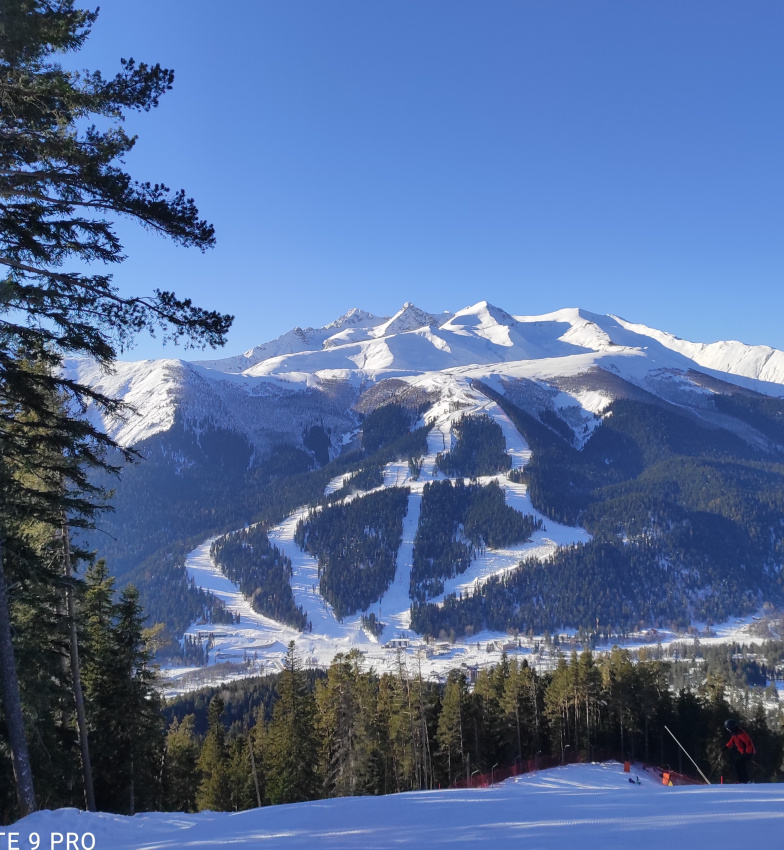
[
  {"xmin": 15, "ymin": 762, "xmax": 784, "ymax": 848},
  {"xmin": 165, "ymin": 378, "xmax": 592, "ymax": 693},
  {"xmin": 162, "ymin": 376, "xmax": 772, "ymax": 696}
]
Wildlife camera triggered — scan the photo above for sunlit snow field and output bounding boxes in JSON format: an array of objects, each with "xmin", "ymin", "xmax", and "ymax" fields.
[{"xmin": 16, "ymin": 762, "xmax": 784, "ymax": 848}]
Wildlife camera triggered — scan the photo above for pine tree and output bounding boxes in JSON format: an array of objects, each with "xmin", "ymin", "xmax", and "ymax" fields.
[
  {"xmin": 79, "ymin": 563, "xmax": 162, "ymax": 814},
  {"xmin": 0, "ymin": 1, "xmax": 233, "ymax": 814},
  {"xmin": 436, "ymin": 671, "xmax": 467, "ymax": 786},
  {"xmin": 113, "ymin": 586, "xmax": 163, "ymax": 814},
  {"xmin": 196, "ymin": 697, "xmax": 231, "ymax": 812},
  {"xmin": 226, "ymin": 735, "xmax": 257, "ymax": 812},
  {"xmin": 162, "ymin": 715, "xmax": 200, "ymax": 813},
  {"xmin": 0, "ymin": 362, "xmax": 111, "ymax": 817},
  {"xmin": 265, "ymin": 642, "xmax": 320, "ymax": 804},
  {"xmin": 500, "ymin": 658, "xmax": 540, "ymax": 766},
  {"xmin": 80, "ymin": 560, "xmax": 120, "ymax": 811},
  {"xmin": 316, "ymin": 650, "xmax": 380, "ymax": 798}
]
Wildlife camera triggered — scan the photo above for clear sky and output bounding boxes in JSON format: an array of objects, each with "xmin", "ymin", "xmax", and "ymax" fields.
[{"xmin": 73, "ymin": 1, "xmax": 783, "ymax": 361}]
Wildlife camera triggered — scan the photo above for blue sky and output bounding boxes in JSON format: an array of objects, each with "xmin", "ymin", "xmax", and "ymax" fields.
[{"xmin": 75, "ymin": 1, "xmax": 783, "ymax": 360}]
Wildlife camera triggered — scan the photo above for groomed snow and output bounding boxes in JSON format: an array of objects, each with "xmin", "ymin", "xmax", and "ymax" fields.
[
  {"xmin": 166, "ymin": 377, "xmax": 590, "ymax": 693},
  {"xmin": 14, "ymin": 762, "xmax": 784, "ymax": 848}
]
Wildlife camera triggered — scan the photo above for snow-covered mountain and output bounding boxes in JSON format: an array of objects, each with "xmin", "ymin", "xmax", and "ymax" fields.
[
  {"xmin": 74, "ymin": 301, "xmax": 784, "ymax": 673},
  {"xmin": 67, "ymin": 301, "xmax": 784, "ymax": 452}
]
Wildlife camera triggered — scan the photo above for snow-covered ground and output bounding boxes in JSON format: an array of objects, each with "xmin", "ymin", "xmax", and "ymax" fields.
[
  {"xmin": 15, "ymin": 762, "xmax": 784, "ymax": 848},
  {"xmin": 164, "ymin": 379, "xmax": 592, "ymax": 694},
  {"xmin": 164, "ymin": 377, "xmax": 778, "ymax": 696}
]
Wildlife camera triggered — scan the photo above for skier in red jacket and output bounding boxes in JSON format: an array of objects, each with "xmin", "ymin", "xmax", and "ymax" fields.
[{"xmin": 725, "ymin": 719, "xmax": 755, "ymax": 783}]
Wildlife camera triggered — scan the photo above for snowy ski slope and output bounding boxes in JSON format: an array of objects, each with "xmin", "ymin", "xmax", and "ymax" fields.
[
  {"xmin": 165, "ymin": 378, "xmax": 589, "ymax": 691},
  {"xmin": 15, "ymin": 762, "xmax": 784, "ymax": 848}
]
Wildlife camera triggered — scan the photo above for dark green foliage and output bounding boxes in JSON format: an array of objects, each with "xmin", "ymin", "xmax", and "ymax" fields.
[
  {"xmin": 86, "ymin": 403, "xmax": 426, "ymax": 646},
  {"xmin": 296, "ymin": 488, "xmax": 409, "ymax": 618},
  {"xmin": 196, "ymin": 697, "xmax": 231, "ymax": 811},
  {"xmin": 323, "ymin": 465, "xmax": 385, "ymax": 504},
  {"xmin": 0, "ymin": 0, "xmax": 231, "ymax": 818},
  {"xmin": 0, "ymin": 545, "xmax": 82, "ymax": 821},
  {"xmin": 315, "ymin": 651, "xmax": 384, "ymax": 797},
  {"xmin": 264, "ymin": 644, "xmax": 320, "ymax": 805},
  {"xmin": 361, "ymin": 612, "xmax": 385, "ymax": 638},
  {"xmin": 86, "ymin": 435, "xmax": 330, "ymax": 644},
  {"xmin": 415, "ymin": 381, "xmax": 784, "ymax": 636},
  {"xmin": 211, "ymin": 526, "xmax": 307, "ymax": 629},
  {"xmin": 164, "ymin": 669, "xmax": 327, "ymax": 737},
  {"xmin": 303, "ymin": 424, "xmax": 331, "ymax": 466},
  {"xmin": 411, "ymin": 480, "xmax": 542, "ymax": 601},
  {"xmin": 411, "ymin": 541, "xmax": 681, "ymax": 637},
  {"xmin": 369, "ymin": 425, "xmax": 429, "ymax": 467},
  {"xmin": 0, "ymin": 2, "xmax": 231, "ymax": 369},
  {"xmin": 436, "ymin": 413, "xmax": 511, "ymax": 477},
  {"xmin": 713, "ymin": 392, "xmax": 784, "ymax": 449},
  {"xmin": 538, "ymin": 407, "xmax": 575, "ymax": 443},
  {"xmin": 80, "ymin": 562, "xmax": 163, "ymax": 814},
  {"xmin": 161, "ymin": 714, "xmax": 200, "ymax": 812},
  {"xmin": 665, "ymin": 639, "xmax": 784, "ymax": 693},
  {"xmin": 361, "ymin": 403, "xmax": 417, "ymax": 454},
  {"xmin": 159, "ymin": 649, "xmax": 784, "ymax": 811}
]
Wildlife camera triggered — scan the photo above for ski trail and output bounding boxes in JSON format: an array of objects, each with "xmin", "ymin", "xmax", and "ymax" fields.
[
  {"xmin": 267, "ymin": 508, "xmax": 363, "ymax": 640},
  {"xmin": 377, "ymin": 488, "xmax": 422, "ymax": 640},
  {"xmin": 168, "ymin": 373, "xmax": 592, "ymax": 691}
]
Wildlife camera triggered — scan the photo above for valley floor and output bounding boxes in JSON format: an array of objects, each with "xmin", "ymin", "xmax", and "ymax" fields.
[{"xmin": 16, "ymin": 762, "xmax": 784, "ymax": 848}]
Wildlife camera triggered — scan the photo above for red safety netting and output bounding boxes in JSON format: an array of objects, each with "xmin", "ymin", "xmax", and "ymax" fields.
[{"xmin": 451, "ymin": 749, "xmax": 704, "ymax": 789}]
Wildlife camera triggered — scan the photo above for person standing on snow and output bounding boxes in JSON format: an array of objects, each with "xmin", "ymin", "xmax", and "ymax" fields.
[{"xmin": 725, "ymin": 718, "xmax": 755, "ymax": 783}]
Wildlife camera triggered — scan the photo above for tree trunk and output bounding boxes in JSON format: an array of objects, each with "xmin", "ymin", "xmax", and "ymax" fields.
[
  {"xmin": 0, "ymin": 538, "xmax": 37, "ymax": 816},
  {"xmin": 61, "ymin": 519, "xmax": 96, "ymax": 811},
  {"xmin": 249, "ymin": 735, "xmax": 262, "ymax": 808}
]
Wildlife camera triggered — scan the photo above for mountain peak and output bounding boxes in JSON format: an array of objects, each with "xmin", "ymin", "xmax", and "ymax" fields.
[
  {"xmin": 325, "ymin": 307, "xmax": 382, "ymax": 331},
  {"xmin": 370, "ymin": 302, "xmax": 445, "ymax": 338}
]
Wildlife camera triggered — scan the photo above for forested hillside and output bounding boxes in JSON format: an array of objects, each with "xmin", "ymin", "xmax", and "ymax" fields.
[
  {"xmin": 411, "ymin": 383, "xmax": 784, "ymax": 637},
  {"xmin": 86, "ymin": 401, "xmax": 428, "ymax": 650},
  {"xmin": 295, "ymin": 487, "xmax": 410, "ymax": 618},
  {"xmin": 411, "ymin": 480, "xmax": 542, "ymax": 601},
  {"xmin": 436, "ymin": 412, "xmax": 512, "ymax": 477},
  {"xmin": 211, "ymin": 526, "xmax": 308, "ymax": 629}
]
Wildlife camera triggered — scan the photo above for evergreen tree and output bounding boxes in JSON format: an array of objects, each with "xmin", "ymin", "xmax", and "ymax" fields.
[
  {"xmin": 113, "ymin": 586, "xmax": 163, "ymax": 814},
  {"xmin": 0, "ymin": 0, "xmax": 232, "ymax": 814},
  {"xmin": 226, "ymin": 734, "xmax": 258, "ymax": 812},
  {"xmin": 316, "ymin": 651, "xmax": 380, "ymax": 798},
  {"xmin": 436, "ymin": 671, "xmax": 468, "ymax": 786},
  {"xmin": 265, "ymin": 643, "xmax": 320, "ymax": 804},
  {"xmin": 80, "ymin": 560, "xmax": 120, "ymax": 811},
  {"xmin": 162, "ymin": 715, "xmax": 200, "ymax": 813},
  {"xmin": 80, "ymin": 563, "xmax": 162, "ymax": 814},
  {"xmin": 501, "ymin": 658, "xmax": 540, "ymax": 766},
  {"xmin": 196, "ymin": 696, "xmax": 231, "ymax": 811}
]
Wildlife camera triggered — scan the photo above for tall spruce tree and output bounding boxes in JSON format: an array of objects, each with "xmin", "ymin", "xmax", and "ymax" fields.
[
  {"xmin": 0, "ymin": 0, "xmax": 232, "ymax": 815},
  {"xmin": 265, "ymin": 642, "xmax": 320, "ymax": 804},
  {"xmin": 79, "ymin": 562, "xmax": 162, "ymax": 814},
  {"xmin": 196, "ymin": 697, "xmax": 230, "ymax": 812},
  {"xmin": 316, "ymin": 650, "xmax": 380, "ymax": 798},
  {"xmin": 436, "ymin": 671, "xmax": 467, "ymax": 786},
  {"xmin": 113, "ymin": 586, "xmax": 163, "ymax": 814},
  {"xmin": 161, "ymin": 715, "xmax": 200, "ymax": 813}
]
